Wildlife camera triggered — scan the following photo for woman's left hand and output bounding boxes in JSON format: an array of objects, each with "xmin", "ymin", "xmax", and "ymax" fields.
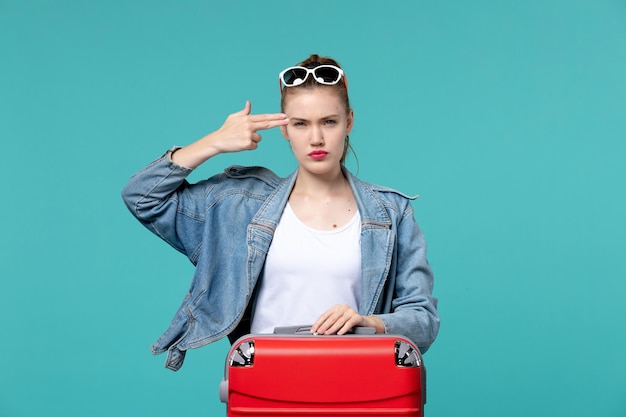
[{"xmin": 311, "ymin": 304, "xmax": 385, "ymax": 335}]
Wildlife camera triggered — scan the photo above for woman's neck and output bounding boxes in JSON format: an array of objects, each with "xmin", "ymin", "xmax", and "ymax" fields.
[
  {"xmin": 292, "ymin": 166, "xmax": 347, "ymax": 198},
  {"xmin": 288, "ymin": 166, "xmax": 357, "ymax": 230}
]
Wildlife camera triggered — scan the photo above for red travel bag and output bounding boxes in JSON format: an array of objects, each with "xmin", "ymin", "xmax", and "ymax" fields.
[{"xmin": 219, "ymin": 326, "xmax": 426, "ymax": 417}]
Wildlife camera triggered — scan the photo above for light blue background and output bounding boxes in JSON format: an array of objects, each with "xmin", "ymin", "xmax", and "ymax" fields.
[{"xmin": 1, "ymin": 1, "xmax": 625, "ymax": 416}]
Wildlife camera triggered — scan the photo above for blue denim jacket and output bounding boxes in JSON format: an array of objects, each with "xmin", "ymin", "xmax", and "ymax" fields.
[{"xmin": 122, "ymin": 150, "xmax": 439, "ymax": 371}]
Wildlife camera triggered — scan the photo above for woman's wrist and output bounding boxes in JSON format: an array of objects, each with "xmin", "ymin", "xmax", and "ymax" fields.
[
  {"xmin": 361, "ymin": 315, "xmax": 385, "ymax": 334},
  {"xmin": 170, "ymin": 134, "xmax": 221, "ymax": 169}
]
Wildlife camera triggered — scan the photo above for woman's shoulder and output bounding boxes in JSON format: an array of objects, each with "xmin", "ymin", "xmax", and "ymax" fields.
[
  {"xmin": 347, "ymin": 172, "xmax": 420, "ymax": 220},
  {"xmin": 348, "ymin": 172, "xmax": 419, "ymax": 202},
  {"xmin": 366, "ymin": 182, "xmax": 419, "ymax": 201},
  {"xmin": 219, "ymin": 165, "xmax": 287, "ymax": 189}
]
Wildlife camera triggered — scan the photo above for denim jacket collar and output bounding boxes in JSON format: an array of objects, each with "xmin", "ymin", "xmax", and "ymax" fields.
[{"xmin": 251, "ymin": 166, "xmax": 399, "ymax": 229}]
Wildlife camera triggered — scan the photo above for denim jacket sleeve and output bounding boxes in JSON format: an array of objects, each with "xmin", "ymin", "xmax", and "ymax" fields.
[
  {"xmin": 348, "ymin": 171, "xmax": 439, "ymax": 353},
  {"xmin": 375, "ymin": 202, "xmax": 439, "ymax": 353},
  {"xmin": 121, "ymin": 149, "xmax": 207, "ymax": 262}
]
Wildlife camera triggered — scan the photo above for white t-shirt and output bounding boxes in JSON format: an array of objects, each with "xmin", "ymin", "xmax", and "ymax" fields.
[{"xmin": 250, "ymin": 203, "xmax": 362, "ymax": 334}]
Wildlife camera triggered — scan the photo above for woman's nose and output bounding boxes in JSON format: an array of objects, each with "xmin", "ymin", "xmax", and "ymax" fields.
[{"xmin": 310, "ymin": 126, "xmax": 324, "ymax": 145}]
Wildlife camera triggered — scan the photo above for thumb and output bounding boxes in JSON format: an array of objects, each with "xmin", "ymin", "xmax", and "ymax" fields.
[{"xmin": 238, "ymin": 100, "xmax": 251, "ymax": 115}]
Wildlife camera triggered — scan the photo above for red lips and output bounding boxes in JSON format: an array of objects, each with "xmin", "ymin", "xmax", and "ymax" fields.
[{"xmin": 309, "ymin": 150, "xmax": 328, "ymax": 160}]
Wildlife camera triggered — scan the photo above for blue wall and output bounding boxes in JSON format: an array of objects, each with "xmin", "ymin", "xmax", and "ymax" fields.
[{"xmin": 1, "ymin": 1, "xmax": 625, "ymax": 416}]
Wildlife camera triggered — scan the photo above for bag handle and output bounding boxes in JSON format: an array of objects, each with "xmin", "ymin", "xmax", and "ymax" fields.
[{"xmin": 272, "ymin": 325, "xmax": 376, "ymax": 335}]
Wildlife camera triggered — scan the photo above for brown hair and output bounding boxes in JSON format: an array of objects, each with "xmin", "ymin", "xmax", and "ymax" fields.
[{"xmin": 280, "ymin": 54, "xmax": 355, "ymax": 165}]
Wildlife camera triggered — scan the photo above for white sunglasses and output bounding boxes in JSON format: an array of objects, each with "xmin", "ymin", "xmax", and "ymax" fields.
[{"xmin": 279, "ymin": 65, "xmax": 346, "ymax": 89}]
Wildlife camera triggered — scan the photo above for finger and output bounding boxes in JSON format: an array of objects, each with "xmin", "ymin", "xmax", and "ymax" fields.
[
  {"xmin": 248, "ymin": 113, "xmax": 288, "ymax": 123},
  {"xmin": 325, "ymin": 314, "xmax": 352, "ymax": 335},
  {"xmin": 311, "ymin": 313, "xmax": 329, "ymax": 334},
  {"xmin": 242, "ymin": 135, "xmax": 260, "ymax": 151},
  {"xmin": 336, "ymin": 315, "xmax": 360, "ymax": 335},
  {"xmin": 251, "ymin": 119, "xmax": 289, "ymax": 133},
  {"xmin": 324, "ymin": 307, "xmax": 359, "ymax": 335},
  {"xmin": 311, "ymin": 310, "xmax": 335, "ymax": 334},
  {"xmin": 312, "ymin": 304, "xmax": 355, "ymax": 333},
  {"xmin": 234, "ymin": 100, "xmax": 252, "ymax": 116},
  {"xmin": 248, "ymin": 114, "xmax": 289, "ymax": 129}
]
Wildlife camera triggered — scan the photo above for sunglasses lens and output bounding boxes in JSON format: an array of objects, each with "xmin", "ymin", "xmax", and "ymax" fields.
[
  {"xmin": 280, "ymin": 65, "xmax": 343, "ymax": 89},
  {"xmin": 314, "ymin": 66, "xmax": 341, "ymax": 83},
  {"xmin": 282, "ymin": 67, "xmax": 308, "ymax": 86}
]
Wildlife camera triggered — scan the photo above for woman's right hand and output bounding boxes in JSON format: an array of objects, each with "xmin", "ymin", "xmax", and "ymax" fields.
[{"xmin": 171, "ymin": 101, "xmax": 289, "ymax": 169}]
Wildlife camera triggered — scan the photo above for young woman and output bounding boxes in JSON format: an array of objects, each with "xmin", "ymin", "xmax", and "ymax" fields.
[{"xmin": 122, "ymin": 54, "xmax": 439, "ymax": 371}]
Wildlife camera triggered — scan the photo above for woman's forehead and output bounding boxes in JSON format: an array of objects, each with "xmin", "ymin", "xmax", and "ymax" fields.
[{"xmin": 283, "ymin": 88, "xmax": 346, "ymax": 113}]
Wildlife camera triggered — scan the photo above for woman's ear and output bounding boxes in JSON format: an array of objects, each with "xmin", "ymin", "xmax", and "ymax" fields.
[
  {"xmin": 280, "ymin": 124, "xmax": 289, "ymax": 140},
  {"xmin": 346, "ymin": 109, "xmax": 354, "ymax": 135}
]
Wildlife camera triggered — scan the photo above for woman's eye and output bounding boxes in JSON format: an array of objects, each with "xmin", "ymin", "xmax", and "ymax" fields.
[
  {"xmin": 293, "ymin": 121, "xmax": 305, "ymax": 127},
  {"xmin": 324, "ymin": 119, "xmax": 337, "ymax": 126}
]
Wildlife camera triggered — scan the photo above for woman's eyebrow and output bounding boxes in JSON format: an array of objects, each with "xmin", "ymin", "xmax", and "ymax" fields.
[{"xmin": 289, "ymin": 114, "xmax": 339, "ymax": 121}]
